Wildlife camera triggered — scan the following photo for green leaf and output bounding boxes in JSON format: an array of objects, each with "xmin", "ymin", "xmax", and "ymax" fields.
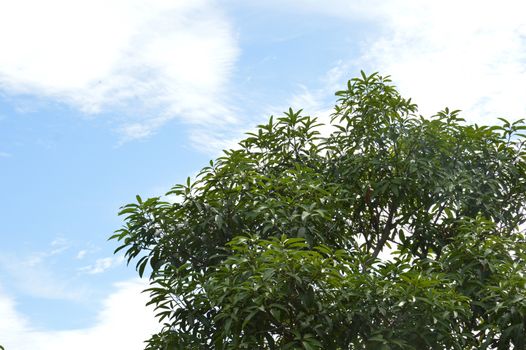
[{"xmin": 110, "ymin": 72, "xmax": 526, "ymax": 350}]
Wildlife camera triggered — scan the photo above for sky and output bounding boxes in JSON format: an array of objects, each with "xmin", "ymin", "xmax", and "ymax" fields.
[{"xmin": 0, "ymin": 0, "xmax": 525, "ymax": 348}]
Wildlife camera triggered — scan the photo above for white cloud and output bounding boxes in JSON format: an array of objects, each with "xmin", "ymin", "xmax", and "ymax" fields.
[
  {"xmin": 76, "ymin": 250, "xmax": 87, "ymax": 260},
  {"xmin": 79, "ymin": 256, "xmax": 125, "ymax": 275},
  {"xmin": 188, "ymin": 128, "xmax": 244, "ymax": 154},
  {"xmin": 0, "ymin": 279, "xmax": 159, "ymax": 350},
  {"xmin": 0, "ymin": 256, "xmax": 87, "ymax": 301},
  {"xmin": 0, "ymin": 286, "xmax": 29, "ymax": 336},
  {"xmin": 0, "ymin": 152, "xmax": 11, "ymax": 158},
  {"xmin": 0, "ymin": 240, "xmax": 88, "ymax": 300},
  {"xmin": 24, "ymin": 239, "xmax": 70, "ymax": 268},
  {"xmin": 262, "ymin": 1, "xmax": 526, "ymax": 124},
  {"xmin": 0, "ymin": 0, "xmax": 239, "ymax": 139},
  {"xmin": 355, "ymin": 0, "xmax": 526, "ymax": 123},
  {"xmin": 50, "ymin": 238, "xmax": 70, "ymax": 255}
]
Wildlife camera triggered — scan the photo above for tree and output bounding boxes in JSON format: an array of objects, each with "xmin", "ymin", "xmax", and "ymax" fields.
[{"xmin": 111, "ymin": 72, "xmax": 526, "ymax": 349}]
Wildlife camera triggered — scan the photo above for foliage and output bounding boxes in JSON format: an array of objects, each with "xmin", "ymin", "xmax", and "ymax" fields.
[{"xmin": 111, "ymin": 72, "xmax": 526, "ymax": 349}]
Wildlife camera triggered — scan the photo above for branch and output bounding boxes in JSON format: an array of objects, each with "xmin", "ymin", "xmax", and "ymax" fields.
[{"xmin": 370, "ymin": 201, "xmax": 397, "ymax": 262}]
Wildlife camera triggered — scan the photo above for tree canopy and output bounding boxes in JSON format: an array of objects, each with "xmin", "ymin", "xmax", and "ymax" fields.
[{"xmin": 111, "ymin": 72, "xmax": 526, "ymax": 349}]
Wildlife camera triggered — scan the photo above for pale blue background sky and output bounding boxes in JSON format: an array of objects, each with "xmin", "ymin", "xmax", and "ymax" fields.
[{"xmin": 1, "ymin": 1, "xmax": 525, "ymax": 349}]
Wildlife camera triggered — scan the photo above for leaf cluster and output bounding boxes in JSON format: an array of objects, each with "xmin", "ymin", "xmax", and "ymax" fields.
[{"xmin": 111, "ymin": 72, "xmax": 526, "ymax": 349}]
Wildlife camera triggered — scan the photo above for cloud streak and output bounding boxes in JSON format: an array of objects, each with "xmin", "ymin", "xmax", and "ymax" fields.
[
  {"xmin": 0, "ymin": 238, "xmax": 91, "ymax": 301},
  {"xmin": 0, "ymin": 0, "xmax": 239, "ymax": 140},
  {"xmin": 79, "ymin": 256, "xmax": 125, "ymax": 275}
]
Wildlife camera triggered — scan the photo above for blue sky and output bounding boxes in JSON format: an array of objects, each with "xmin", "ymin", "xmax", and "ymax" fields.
[{"xmin": 1, "ymin": 0, "xmax": 525, "ymax": 348}]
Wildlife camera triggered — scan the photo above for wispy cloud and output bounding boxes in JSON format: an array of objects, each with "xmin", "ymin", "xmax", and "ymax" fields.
[
  {"xmin": 353, "ymin": 0, "xmax": 526, "ymax": 123},
  {"xmin": 79, "ymin": 256, "xmax": 125, "ymax": 275},
  {"xmin": 260, "ymin": 66, "xmax": 344, "ymax": 140},
  {"xmin": 0, "ymin": 0, "xmax": 239, "ymax": 140},
  {"xmin": 0, "ymin": 151, "xmax": 12, "ymax": 158},
  {"xmin": 0, "ymin": 279, "xmax": 159, "ymax": 350},
  {"xmin": 262, "ymin": 1, "xmax": 526, "ymax": 124},
  {"xmin": 0, "ymin": 238, "xmax": 89, "ymax": 300},
  {"xmin": 187, "ymin": 128, "xmax": 245, "ymax": 155},
  {"xmin": 0, "ymin": 257, "xmax": 88, "ymax": 301},
  {"xmin": 21, "ymin": 238, "xmax": 70, "ymax": 268},
  {"xmin": 76, "ymin": 250, "xmax": 87, "ymax": 260}
]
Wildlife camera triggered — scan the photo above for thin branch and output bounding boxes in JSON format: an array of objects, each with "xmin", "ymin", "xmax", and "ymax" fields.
[{"xmin": 370, "ymin": 201, "xmax": 397, "ymax": 262}]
